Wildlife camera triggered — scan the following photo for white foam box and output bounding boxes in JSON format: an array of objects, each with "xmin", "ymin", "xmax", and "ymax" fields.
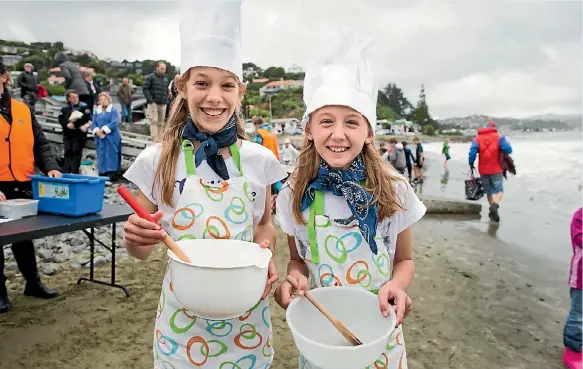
[{"xmin": 0, "ymin": 199, "xmax": 39, "ymax": 219}]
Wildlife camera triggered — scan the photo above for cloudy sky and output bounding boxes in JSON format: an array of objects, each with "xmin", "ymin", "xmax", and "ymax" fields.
[{"xmin": 1, "ymin": 0, "xmax": 581, "ymax": 119}]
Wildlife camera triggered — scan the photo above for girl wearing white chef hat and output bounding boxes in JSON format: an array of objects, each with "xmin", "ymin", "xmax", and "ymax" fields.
[
  {"xmin": 122, "ymin": 1, "xmax": 287, "ymax": 368},
  {"xmin": 274, "ymin": 31, "xmax": 427, "ymax": 369}
]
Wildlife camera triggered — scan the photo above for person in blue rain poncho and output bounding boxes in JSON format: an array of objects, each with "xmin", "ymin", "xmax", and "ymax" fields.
[{"xmin": 91, "ymin": 92, "xmax": 122, "ymax": 177}]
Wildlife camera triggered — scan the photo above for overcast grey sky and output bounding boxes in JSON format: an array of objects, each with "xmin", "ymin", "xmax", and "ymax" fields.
[{"xmin": 1, "ymin": 0, "xmax": 581, "ymax": 119}]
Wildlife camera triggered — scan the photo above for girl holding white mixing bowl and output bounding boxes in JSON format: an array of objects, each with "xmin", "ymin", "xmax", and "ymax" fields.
[
  {"xmin": 274, "ymin": 32, "xmax": 427, "ymax": 369},
  {"xmin": 121, "ymin": 2, "xmax": 286, "ymax": 368}
]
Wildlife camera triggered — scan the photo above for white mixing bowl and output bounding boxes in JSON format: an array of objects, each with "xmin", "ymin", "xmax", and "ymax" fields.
[
  {"xmin": 286, "ymin": 286, "xmax": 396, "ymax": 369},
  {"xmin": 168, "ymin": 239, "xmax": 272, "ymax": 320}
]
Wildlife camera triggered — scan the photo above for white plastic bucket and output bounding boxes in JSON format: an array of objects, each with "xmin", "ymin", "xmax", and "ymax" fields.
[
  {"xmin": 167, "ymin": 239, "xmax": 272, "ymax": 320},
  {"xmin": 286, "ymin": 286, "xmax": 396, "ymax": 369}
]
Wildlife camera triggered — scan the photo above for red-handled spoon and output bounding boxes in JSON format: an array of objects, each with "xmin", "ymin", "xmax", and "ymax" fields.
[{"xmin": 117, "ymin": 185, "xmax": 192, "ymax": 263}]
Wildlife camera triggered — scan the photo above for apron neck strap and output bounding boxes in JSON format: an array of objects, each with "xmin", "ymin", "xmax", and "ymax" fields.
[
  {"xmin": 306, "ymin": 180, "xmax": 365, "ymax": 265},
  {"xmin": 181, "ymin": 140, "xmax": 243, "ymax": 177},
  {"xmin": 307, "ymin": 190, "xmax": 324, "ymax": 264}
]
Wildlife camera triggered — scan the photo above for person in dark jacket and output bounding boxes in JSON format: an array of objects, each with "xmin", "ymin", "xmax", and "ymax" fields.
[
  {"xmin": 143, "ymin": 61, "xmax": 170, "ymax": 142},
  {"xmin": 402, "ymin": 141, "xmax": 414, "ymax": 181},
  {"xmin": 116, "ymin": 78, "xmax": 133, "ymax": 123},
  {"xmin": 0, "ymin": 58, "xmax": 61, "ymax": 314},
  {"xmin": 413, "ymin": 136, "xmax": 425, "ymax": 184},
  {"xmin": 54, "ymin": 52, "xmax": 90, "ymax": 106},
  {"xmin": 58, "ymin": 90, "xmax": 92, "ymax": 174},
  {"xmin": 84, "ymin": 71, "xmax": 100, "ymax": 112},
  {"xmin": 16, "ymin": 63, "xmax": 39, "ymax": 112}
]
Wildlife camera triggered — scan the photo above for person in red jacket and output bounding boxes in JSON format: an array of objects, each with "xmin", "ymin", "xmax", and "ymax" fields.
[
  {"xmin": 468, "ymin": 121, "xmax": 513, "ymax": 222},
  {"xmin": 36, "ymin": 83, "xmax": 48, "ymax": 99}
]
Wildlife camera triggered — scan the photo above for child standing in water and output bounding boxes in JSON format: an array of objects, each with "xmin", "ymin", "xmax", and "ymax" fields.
[
  {"xmin": 563, "ymin": 207, "xmax": 582, "ymax": 369},
  {"xmin": 122, "ymin": 2, "xmax": 286, "ymax": 368},
  {"xmin": 442, "ymin": 138, "xmax": 451, "ymax": 169},
  {"xmin": 274, "ymin": 32, "xmax": 426, "ymax": 369}
]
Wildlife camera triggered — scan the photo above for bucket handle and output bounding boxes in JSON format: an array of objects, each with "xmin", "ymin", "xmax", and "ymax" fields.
[{"xmin": 88, "ymin": 178, "xmax": 102, "ymax": 184}]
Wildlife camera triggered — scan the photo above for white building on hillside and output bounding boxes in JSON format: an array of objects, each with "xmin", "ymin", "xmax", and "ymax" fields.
[{"xmin": 287, "ymin": 63, "xmax": 303, "ymax": 74}]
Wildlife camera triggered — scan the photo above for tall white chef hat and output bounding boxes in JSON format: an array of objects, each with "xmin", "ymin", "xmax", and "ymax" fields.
[
  {"xmin": 301, "ymin": 30, "xmax": 379, "ymax": 134},
  {"xmin": 179, "ymin": 0, "xmax": 243, "ymax": 81}
]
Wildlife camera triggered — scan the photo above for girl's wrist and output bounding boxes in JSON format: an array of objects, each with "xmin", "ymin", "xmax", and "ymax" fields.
[{"xmin": 287, "ymin": 260, "xmax": 309, "ymax": 278}]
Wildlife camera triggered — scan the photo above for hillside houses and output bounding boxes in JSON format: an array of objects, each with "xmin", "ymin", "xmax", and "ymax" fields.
[
  {"xmin": 259, "ymin": 79, "xmax": 304, "ymax": 97},
  {"xmin": 108, "ymin": 59, "xmax": 143, "ymax": 74}
]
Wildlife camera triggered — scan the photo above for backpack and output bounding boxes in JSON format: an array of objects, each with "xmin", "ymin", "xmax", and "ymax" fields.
[{"xmin": 390, "ymin": 148, "xmax": 407, "ymax": 170}]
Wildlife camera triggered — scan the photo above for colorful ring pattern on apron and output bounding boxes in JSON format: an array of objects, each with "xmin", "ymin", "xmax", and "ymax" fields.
[
  {"xmin": 153, "ymin": 140, "xmax": 273, "ymax": 369},
  {"xmin": 299, "ymin": 190, "xmax": 407, "ymax": 369}
]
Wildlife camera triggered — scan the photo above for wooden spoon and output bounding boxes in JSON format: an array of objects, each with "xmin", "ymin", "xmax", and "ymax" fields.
[
  {"xmin": 117, "ymin": 185, "xmax": 192, "ymax": 263},
  {"xmin": 286, "ymin": 275, "xmax": 362, "ymax": 346}
]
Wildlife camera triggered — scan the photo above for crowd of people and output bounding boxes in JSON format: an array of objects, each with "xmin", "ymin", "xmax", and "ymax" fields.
[{"xmin": 380, "ymin": 136, "xmax": 424, "ymax": 184}]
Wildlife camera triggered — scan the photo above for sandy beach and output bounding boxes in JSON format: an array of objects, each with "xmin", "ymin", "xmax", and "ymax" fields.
[{"xmin": 0, "ymin": 215, "xmax": 569, "ymax": 369}]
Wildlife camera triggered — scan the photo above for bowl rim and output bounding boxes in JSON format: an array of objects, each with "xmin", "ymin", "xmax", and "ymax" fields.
[
  {"xmin": 285, "ymin": 286, "xmax": 396, "ymax": 352},
  {"xmin": 167, "ymin": 239, "xmax": 273, "ymax": 269}
]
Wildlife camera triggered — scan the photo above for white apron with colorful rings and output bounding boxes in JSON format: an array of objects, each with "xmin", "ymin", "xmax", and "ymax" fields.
[
  {"xmin": 153, "ymin": 140, "xmax": 274, "ymax": 369},
  {"xmin": 298, "ymin": 190, "xmax": 407, "ymax": 369}
]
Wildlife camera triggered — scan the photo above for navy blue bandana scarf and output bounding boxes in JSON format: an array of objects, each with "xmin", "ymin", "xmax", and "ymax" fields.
[
  {"xmin": 182, "ymin": 114, "xmax": 238, "ymax": 180},
  {"xmin": 300, "ymin": 154, "xmax": 378, "ymax": 255}
]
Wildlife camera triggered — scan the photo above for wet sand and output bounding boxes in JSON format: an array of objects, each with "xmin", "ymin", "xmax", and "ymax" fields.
[{"xmin": 0, "ymin": 220, "xmax": 569, "ymax": 369}]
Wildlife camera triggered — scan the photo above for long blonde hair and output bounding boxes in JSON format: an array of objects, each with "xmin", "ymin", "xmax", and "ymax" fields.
[
  {"xmin": 153, "ymin": 69, "xmax": 248, "ymax": 207},
  {"xmin": 290, "ymin": 134, "xmax": 405, "ymax": 225}
]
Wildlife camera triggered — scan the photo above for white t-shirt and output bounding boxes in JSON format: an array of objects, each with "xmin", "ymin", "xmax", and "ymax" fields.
[
  {"xmin": 275, "ymin": 179, "xmax": 427, "ymax": 262},
  {"xmin": 124, "ymin": 140, "xmax": 287, "ymax": 227}
]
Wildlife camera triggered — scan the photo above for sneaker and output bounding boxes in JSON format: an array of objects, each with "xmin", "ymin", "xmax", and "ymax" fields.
[
  {"xmin": 563, "ymin": 348, "xmax": 582, "ymax": 369},
  {"xmin": 489, "ymin": 203, "xmax": 500, "ymax": 222}
]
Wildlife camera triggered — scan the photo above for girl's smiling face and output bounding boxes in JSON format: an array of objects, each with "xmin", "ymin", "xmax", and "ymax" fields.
[
  {"xmin": 179, "ymin": 66, "xmax": 245, "ymax": 133},
  {"xmin": 305, "ymin": 105, "xmax": 374, "ymax": 169}
]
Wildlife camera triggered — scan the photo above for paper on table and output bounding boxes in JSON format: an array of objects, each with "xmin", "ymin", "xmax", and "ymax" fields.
[{"xmin": 0, "ymin": 218, "xmax": 14, "ymax": 223}]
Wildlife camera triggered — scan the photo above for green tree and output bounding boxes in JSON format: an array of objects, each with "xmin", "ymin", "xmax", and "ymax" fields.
[
  {"xmin": 263, "ymin": 66, "xmax": 285, "ymax": 79},
  {"xmin": 410, "ymin": 84, "xmax": 430, "ymax": 128},
  {"xmin": 410, "ymin": 84, "xmax": 439, "ymax": 134},
  {"xmin": 53, "ymin": 41, "xmax": 65, "ymax": 51},
  {"xmin": 88, "ymin": 59, "xmax": 107, "ymax": 74},
  {"xmin": 243, "ymin": 62, "xmax": 258, "ymax": 70},
  {"xmin": 268, "ymin": 87, "xmax": 304, "ymax": 119},
  {"xmin": 126, "ymin": 73, "xmax": 144, "ymax": 86},
  {"xmin": 73, "ymin": 53, "xmax": 93, "ymax": 66},
  {"xmin": 41, "ymin": 81, "xmax": 66, "ymax": 96},
  {"xmin": 376, "ymin": 104, "xmax": 396, "ymax": 121},
  {"xmin": 382, "ymin": 83, "xmax": 411, "ymax": 117},
  {"xmin": 249, "ymin": 108, "xmax": 270, "ymax": 118}
]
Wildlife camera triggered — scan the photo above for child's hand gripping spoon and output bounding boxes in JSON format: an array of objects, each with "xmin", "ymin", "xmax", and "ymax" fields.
[
  {"xmin": 286, "ymin": 275, "xmax": 362, "ymax": 346},
  {"xmin": 117, "ymin": 185, "xmax": 192, "ymax": 264}
]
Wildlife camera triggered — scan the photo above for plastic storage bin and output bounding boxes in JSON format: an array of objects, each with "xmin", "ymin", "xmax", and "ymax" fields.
[
  {"xmin": 0, "ymin": 199, "xmax": 39, "ymax": 219},
  {"xmin": 29, "ymin": 174, "xmax": 109, "ymax": 217}
]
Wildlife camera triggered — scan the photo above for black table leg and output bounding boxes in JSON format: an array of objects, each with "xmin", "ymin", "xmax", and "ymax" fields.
[{"xmin": 77, "ymin": 225, "xmax": 131, "ymax": 297}]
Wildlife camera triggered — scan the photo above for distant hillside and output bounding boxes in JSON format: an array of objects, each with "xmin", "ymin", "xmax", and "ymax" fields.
[{"xmin": 438, "ymin": 114, "xmax": 581, "ymax": 131}]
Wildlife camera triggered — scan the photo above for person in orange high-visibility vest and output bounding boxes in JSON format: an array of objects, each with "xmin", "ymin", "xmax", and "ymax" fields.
[
  {"xmin": 0, "ymin": 57, "xmax": 62, "ymax": 314},
  {"xmin": 251, "ymin": 116, "xmax": 281, "ymax": 211},
  {"xmin": 251, "ymin": 115, "xmax": 280, "ymax": 160}
]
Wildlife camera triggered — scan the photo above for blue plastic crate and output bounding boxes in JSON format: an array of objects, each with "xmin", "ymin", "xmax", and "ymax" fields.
[{"xmin": 29, "ymin": 174, "xmax": 109, "ymax": 217}]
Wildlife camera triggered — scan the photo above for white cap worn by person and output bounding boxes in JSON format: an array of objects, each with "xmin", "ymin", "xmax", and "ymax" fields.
[
  {"xmin": 301, "ymin": 30, "xmax": 379, "ymax": 133},
  {"xmin": 179, "ymin": 0, "xmax": 243, "ymax": 80}
]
